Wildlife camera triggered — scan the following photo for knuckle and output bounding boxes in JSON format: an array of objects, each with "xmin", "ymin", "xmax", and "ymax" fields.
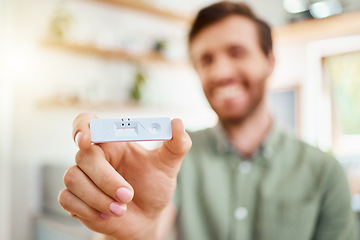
[
  {"xmin": 75, "ymin": 150, "xmax": 86, "ymax": 166},
  {"xmin": 177, "ymin": 136, "xmax": 192, "ymax": 156},
  {"xmin": 90, "ymin": 213, "xmax": 102, "ymax": 222},
  {"xmin": 69, "ymin": 213, "xmax": 79, "ymax": 219},
  {"xmin": 186, "ymin": 135, "xmax": 193, "ymax": 151},
  {"xmin": 63, "ymin": 166, "xmax": 78, "ymax": 188},
  {"xmin": 75, "ymin": 146, "xmax": 102, "ymax": 166},
  {"xmin": 58, "ymin": 189, "xmax": 71, "ymax": 209}
]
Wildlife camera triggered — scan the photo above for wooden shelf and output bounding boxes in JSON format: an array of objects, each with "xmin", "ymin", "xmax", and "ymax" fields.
[
  {"xmin": 37, "ymin": 98, "xmax": 142, "ymax": 111},
  {"xmin": 83, "ymin": 0, "xmax": 192, "ymax": 23},
  {"xmin": 42, "ymin": 40, "xmax": 189, "ymax": 67},
  {"xmin": 272, "ymin": 10, "xmax": 360, "ymax": 45}
]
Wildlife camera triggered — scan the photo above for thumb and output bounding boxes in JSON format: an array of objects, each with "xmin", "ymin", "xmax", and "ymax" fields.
[
  {"xmin": 159, "ymin": 118, "xmax": 192, "ymax": 166},
  {"xmin": 72, "ymin": 113, "xmax": 98, "ymax": 150}
]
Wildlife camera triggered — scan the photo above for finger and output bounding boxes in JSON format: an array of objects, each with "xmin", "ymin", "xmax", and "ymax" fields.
[
  {"xmin": 159, "ymin": 118, "xmax": 192, "ymax": 166},
  {"xmin": 72, "ymin": 113, "xmax": 98, "ymax": 150},
  {"xmin": 63, "ymin": 165, "xmax": 128, "ymax": 217},
  {"xmin": 75, "ymin": 145, "xmax": 134, "ymax": 204},
  {"xmin": 58, "ymin": 188, "xmax": 109, "ymax": 221}
]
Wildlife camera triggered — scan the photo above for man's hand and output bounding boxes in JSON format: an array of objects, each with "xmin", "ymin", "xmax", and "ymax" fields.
[{"xmin": 58, "ymin": 113, "xmax": 192, "ymax": 240}]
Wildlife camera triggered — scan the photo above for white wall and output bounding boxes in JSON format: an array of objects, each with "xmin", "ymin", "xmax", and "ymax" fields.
[
  {"xmin": 0, "ymin": 78, "xmax": 12, "ymax": 240},
  {"xmin": 0, "ymin": 0, "xmax": 18, "ymax": 239},
  {"xmin": 0, "ymin": 44, "xmax": 13, "ymax": 240}
]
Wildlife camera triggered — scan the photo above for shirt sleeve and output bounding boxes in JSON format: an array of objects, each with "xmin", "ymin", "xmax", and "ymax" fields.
[{"xmin": 312, "ymin": 158, "xmax": 358, "ymax": 240}]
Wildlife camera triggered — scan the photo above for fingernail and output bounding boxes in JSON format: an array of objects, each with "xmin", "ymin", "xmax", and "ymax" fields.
[
  {"xmin": 116, "ymin": 188, "xmax": 134, "ymax": 204},
  {"xmin": 109, "ymin": 202, "xmax": 127, "ymax": 216},
  {"xmin": 100, "ymin": 213, "xmax": 111, "ymax": 220},
  {"xmin": 75, "ymin": 131, "xmax": 82, "ymax": 147}
]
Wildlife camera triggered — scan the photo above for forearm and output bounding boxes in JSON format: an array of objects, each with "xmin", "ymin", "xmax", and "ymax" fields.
[
  {"xmin": 95, "ymin": 227, "xmax": 157, "ymax": 240},
  {"xmin": 107, "ymin": 222, "xmax": 158, "ymax": 240},
  {"xmin": 95, "ymin": 224, "xmax": 160, "ymax": 240},
  {"xmin": 98, "ymin": 232, "xmax": 157, "ymax": 240}
]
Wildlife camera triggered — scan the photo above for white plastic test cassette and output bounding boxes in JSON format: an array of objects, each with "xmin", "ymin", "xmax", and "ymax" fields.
[{"xmin": 90, "ymin": 117, "xmax": 172, "ymax": 143}]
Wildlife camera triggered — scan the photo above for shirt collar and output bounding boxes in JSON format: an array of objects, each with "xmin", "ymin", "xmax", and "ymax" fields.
[
  {"xmin": 211, "ymin": 122, "xmax": 233, "ymax": 154},
  {"xmin": 259, "ymin": 122, "xmax": 283, "ymax": 163},
  {"xmin": 210, "ymin": 121, "xmax": 284, "ymax": 164}
]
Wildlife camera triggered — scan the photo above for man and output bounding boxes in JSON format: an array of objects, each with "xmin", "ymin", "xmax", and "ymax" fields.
[{"xmin": 59, "ymin": 2, "xmax": 358, "ymax": 240}]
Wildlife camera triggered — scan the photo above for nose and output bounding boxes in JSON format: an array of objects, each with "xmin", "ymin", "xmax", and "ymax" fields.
[{"xmin": 208, "ymin": 55, "xmax": 237, "ymax": 83}]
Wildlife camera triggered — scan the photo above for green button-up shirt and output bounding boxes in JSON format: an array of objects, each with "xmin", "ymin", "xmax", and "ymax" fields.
[{"xmin": 174, "ymin": 124, "xmax": 357, "ymax": 240}]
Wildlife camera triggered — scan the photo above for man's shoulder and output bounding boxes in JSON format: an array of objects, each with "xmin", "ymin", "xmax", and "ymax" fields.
[
  {"xmin": 187, "ymin": 127, "xmax": 217, "ymax": 148},
  {"xmin": 276, "ymin": 129, "xmax": 338, "ymax": 169},
  {"xmin": 271, "ymin": 130, "xmax": 347, "ymax": 197},
  {"xmin": 282, "ymin": 130, "xmax": 332, "ymax": 156},
  {"xmin": 188, "ymin": 127, "xmax": 213, "ymax": 140},
  {"xmin": 182, "ymin": 127, "xmax": 221, "ymax": 166}
]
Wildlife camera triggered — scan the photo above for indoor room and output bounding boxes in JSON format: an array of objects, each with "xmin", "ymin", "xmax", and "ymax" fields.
[{"xmin": 1, "ymin": 0, "xmax": 360, "ymax": 239}]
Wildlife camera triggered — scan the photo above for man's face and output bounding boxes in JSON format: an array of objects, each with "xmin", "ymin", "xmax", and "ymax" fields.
[{"xmin": 190, "ymin": 15, "xmax": 274, "ymax": 123}]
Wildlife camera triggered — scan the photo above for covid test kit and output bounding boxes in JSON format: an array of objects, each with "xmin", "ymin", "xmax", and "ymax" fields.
[{"xmin": 90, "ymin": 117, "xmax": 172, "ymax": 142}]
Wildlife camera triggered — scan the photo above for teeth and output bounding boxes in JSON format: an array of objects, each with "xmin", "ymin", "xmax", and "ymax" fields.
[{"xmin": 213, "ymin": 85, "xmax": 244, "ymax": 100}]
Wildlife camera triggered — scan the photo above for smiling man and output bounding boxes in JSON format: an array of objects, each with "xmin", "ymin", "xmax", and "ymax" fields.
[
  {"xmin": 189, "ymin": 7, "xmax": 274, "ymax": 158},
  {"xmin": 59, "ymin": 2, "xmax": 358, "ymax": 240},
  {"xmin": 173, "ymin": 2, "xmax": 357, "ymax": 239}
]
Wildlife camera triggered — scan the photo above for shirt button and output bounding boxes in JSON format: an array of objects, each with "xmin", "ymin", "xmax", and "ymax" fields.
[
  {"xmin": 264, "ymin": 146, "xmax": 273, "ymax": 158},
  {"xmin": 239, "ymin": 161, "xmax": 252, "ymax": 174},
  {"xmin": 234, "ymin": 207, "xmax": 248, "ymax": 220}
]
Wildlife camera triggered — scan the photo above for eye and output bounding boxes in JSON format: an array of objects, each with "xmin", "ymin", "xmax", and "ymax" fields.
[
  {"xmin": 200, "ymin": 54, "xmax": 213, "ymax": 67},
  {"xmin": 229, "ymin": 46, "xmax": 246, "ymax": 58}
]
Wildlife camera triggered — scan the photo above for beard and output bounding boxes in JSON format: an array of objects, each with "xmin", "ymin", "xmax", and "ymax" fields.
[{"xmin": 210, "ymin": 84, "xmax": 266, "ymax": 126}]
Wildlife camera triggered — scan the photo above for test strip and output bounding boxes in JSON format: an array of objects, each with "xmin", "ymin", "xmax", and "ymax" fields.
[{"xmin": 90, "ymin": 117, "xmax": 172, "ymax": 142}]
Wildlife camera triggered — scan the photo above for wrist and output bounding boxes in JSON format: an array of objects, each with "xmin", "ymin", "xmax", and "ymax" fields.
[{"xmin": 109, "ymin": 217, "xmax": 160, "ymax": 240}]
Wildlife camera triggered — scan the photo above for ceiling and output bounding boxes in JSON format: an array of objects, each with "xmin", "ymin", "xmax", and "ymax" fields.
[{"xmin": 148, "ymin": 0, "xmax": 360, "ymax": 26}]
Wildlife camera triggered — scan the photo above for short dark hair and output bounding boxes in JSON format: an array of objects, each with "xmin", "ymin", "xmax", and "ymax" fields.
[{"xmin": 189, "ymin": 1, "xmax": 273, "ymax": 56}]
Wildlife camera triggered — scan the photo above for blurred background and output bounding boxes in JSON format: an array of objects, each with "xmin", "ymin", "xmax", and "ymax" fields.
[{"xmin": 0, "ymin": 0, "xmax": 360, "ymax": 239}]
